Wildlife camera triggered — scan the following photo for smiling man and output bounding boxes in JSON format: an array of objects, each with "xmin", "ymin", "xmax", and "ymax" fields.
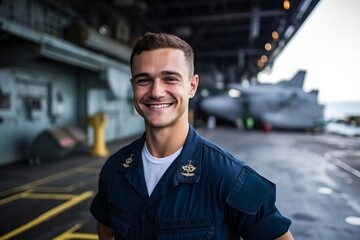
[{"xmin": 90, "ymin": 32, "xmax": 294, "ymax": 240}]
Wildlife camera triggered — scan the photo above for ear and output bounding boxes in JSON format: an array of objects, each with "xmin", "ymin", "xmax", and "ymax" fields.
[
  {"xmin": 130, "ymin": 78, "xmax": 136, "ymax": 89},
  {"xmin": 189, "ymin": 74, "xmax": 199, "ymax": 98}
]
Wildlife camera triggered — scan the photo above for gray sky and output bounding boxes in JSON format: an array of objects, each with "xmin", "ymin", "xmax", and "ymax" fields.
[{"xmin": 258, "ymin": 0, "xmax": 360, "ymax": 103}]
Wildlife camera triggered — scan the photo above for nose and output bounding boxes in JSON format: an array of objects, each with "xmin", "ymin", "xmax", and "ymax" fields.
[{"xmin": 149, "ymin": 79, "xmax": 166, "ymax": 98}]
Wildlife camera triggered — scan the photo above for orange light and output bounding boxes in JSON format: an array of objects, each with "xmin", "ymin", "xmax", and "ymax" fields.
[
  {"xmin": 272, "ymin": 31, "xmax": 279, "ymax": 40},
  {"xmin": 265, "ymin": 43, "xmax": 272, "ymax": 51},
  {"xmin": 260, "ymin": 55, "xmax": 268, "ymax": 63},
  {"xmin": 283, "ymin": 0, "xmax": 291, "ymax": 10},
  {"xmin": 257, "ymin": 59, "xmax": 265, "ymax": 68}
]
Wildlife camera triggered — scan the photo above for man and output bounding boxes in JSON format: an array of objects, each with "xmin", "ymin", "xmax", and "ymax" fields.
[{"xmin": 90, "ymin": 32, "xmax": 294, "ymax": 240}]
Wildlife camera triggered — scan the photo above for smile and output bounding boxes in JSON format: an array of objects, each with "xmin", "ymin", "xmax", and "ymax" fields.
[{"xmin": 148, "ymin": 104, "xmax": 172, "ymax": 109}]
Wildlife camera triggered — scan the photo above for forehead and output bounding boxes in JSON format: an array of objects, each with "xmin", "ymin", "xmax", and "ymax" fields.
[{"xmin": 132, "ymin": 48, "xmax": 188, "ymax": 75}]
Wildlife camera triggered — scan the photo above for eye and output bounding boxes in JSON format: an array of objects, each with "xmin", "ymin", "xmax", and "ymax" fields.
[
  {"xmin": 135, "ymin": 78, "xmax": 152, "ymax": 86},
  {"xmin": 164, "ymin": 76, "xmax": 177, "ymax": 82}
]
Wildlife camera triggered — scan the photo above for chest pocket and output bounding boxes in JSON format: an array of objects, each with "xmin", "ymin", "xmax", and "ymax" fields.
[
  {"xmin": 158, "ymin": 216, "xmax": 214, "ymax": 240},
  {"xmin": 109, "ymin": 202, "xmax": 132, "ymax": 238}
]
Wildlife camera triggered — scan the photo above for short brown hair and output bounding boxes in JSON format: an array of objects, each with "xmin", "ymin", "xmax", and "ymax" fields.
[{"xmin": 130, "ymin": 32, "xmax": 194, "ymax": 76}]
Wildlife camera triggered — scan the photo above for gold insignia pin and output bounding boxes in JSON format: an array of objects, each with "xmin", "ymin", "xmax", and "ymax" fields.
[
  {"xmin": 123, "ymin": 154, "xmax": 133, "ymax": 168},
  {"xmin": 181, "ymin": 160, "xmax": 196, "ymax": 177}
]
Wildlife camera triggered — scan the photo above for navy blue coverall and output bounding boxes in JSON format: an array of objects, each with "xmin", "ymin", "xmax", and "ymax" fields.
[{"xmin": 90, "ymin": 126, "xmax": 291, "ymax": 239}]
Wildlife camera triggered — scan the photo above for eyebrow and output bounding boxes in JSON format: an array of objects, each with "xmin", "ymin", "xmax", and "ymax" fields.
[
  {"xmin": 133, "ymin": 71, "xmax": 182, "ymax": 80},
  {"xmin": 132, "ymin": 72, "xmax": 150, "ymax": 80}
]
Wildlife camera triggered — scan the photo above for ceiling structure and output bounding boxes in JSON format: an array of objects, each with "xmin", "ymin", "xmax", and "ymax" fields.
[
  {"xmin": 0, "ymin": 0, "xmax": 321, "ymax": 83},
  {"xmin": 111, "ymin": 0, "xmax": 321, "ymax": 81}
]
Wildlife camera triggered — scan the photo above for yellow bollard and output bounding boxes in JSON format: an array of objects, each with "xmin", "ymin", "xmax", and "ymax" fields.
[{"xmin": 87, "ymin": 113, "xmax": 109, "ymax": 157}]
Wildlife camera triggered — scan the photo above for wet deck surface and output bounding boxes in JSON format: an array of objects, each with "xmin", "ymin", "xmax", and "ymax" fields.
[{"xmin": 1, "ymin": 126, "xmax": 359, "ymax": 240}]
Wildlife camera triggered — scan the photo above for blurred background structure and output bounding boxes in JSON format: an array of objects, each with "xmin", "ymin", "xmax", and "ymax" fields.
[
  {"xmin": 259, "ymin": 0, "xmax": 360, "ymax": 104},
  {"xmin": 0, "ymin": 0, "xmax": 321, "ymax": 166}
]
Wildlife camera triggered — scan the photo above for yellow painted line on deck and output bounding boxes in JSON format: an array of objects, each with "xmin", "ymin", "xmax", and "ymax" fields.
[
  {"xmin": 0, "ymin": 168, "xmax": 80, "ymax": 198},
  {"xmin": 21, "ymin": 169, "xmax": 80, "ymax": 187},
  {"xmin": 0, "ymin": 191, "xmax": 94, "ymax": 240},
  {"xmin": 76, "ymin": 167, "xmax": 103, "ymax": 174},
  {"xmin": 0, "ymin": 163, "xmax": 100, "ymax": 198},
  {"xmin": 77, "ymin": 158, "xmax": 105, "ymax": 169},
  {"xmin": 0, "ymin": 191, "xmax": 32, "ymax": 205},
  {"xmin": 24, "ymin": 193, "xmax": 76, "ymax": 200},
  {"xmin": 33, "ymin": 179, "xmax": 97, "ymax": 193},
  {"xmin": 54, "ymin": 232, "xmax": 98, "ymax": 240},
  {"xmin": 53, "ymin": 223, "xmax": 98, "ymax": 240},
  {"xmin": 0, "ymin": 192, "xmax": 76, "ymax": 205}
]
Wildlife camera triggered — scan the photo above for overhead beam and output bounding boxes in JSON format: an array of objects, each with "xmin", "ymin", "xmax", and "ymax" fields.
[
  {"xmin": 195, "ymin": 48, "xmax": 264, "ymax": 58},
  {"xmin": 148, "ymin": 0, "xmax": 254, "ymax": 9},
  {"xmin": 153, "ymin": 10, "xmax": 285, "ymax": 25}
]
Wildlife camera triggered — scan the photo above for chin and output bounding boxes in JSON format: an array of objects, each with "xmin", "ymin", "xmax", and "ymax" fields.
[{"xmin": 146, "ymin": 119, "xmax": 176, "ymax": 129}]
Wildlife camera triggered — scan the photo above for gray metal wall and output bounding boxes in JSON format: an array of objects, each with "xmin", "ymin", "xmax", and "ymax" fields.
[
  {"xmin": 0, "ymin": 62, "xmax": 143, "ymax": 166},
  {"xmin": 0, "ymin": 63, "xmax": 77, "ymax": 165},
  {"xmin": 0, "ymin": 0, "xmax": 145, "ymax": 165}
]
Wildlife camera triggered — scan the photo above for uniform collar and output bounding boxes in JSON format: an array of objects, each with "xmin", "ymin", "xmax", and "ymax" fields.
[
  {"xmin": 120, "ymin": 125, "xmax": 202, "ymax": 200},
  {"xmin": 124, "ymin": 125, "xmax": 202, "ymax": 184}
]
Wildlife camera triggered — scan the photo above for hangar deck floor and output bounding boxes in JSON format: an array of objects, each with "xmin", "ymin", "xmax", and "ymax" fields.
[{"xmin": 0, "ymin": 127, "xmax": 359, "ymax": 240}]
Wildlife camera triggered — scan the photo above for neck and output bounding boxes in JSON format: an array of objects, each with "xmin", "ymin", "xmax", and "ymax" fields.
[{"xmin": 145, "ymin": 122, "xmax": 189, "ymax": 158}]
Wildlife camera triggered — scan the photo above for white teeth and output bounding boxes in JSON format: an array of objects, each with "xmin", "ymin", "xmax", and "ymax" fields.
[{"xmin": 149, "ymin": 104, "xmax": 170, "ymax": 109}]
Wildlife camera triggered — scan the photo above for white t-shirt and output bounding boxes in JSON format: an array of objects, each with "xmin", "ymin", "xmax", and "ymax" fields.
[{"xmin": 142, "ymin": 143, "xmax": 182, "ymax": 196}]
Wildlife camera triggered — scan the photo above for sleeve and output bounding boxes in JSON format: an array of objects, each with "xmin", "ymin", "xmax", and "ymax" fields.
[
  {"xmin": 90, "ymin": 169, "xmax": 110, "ymax": 226},
  {"xmin": 225, "ymin": 167, "xmax": 291, "ymax": 240}
]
